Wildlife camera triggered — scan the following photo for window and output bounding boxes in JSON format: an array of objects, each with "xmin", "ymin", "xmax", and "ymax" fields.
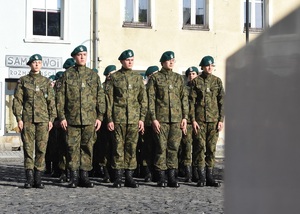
[
  {"xmin": 5, "ymin": 79, "xmax": 19, "ymax": 135},
  {"xmin": 25, "ymin": 0, "xmax": 70, "ymax": 43},
  {"xmin": 123, "ymin": 0, "xmax": 151, "ymax": 28},
  {"xmin": 183, "ymin": 0, "xmax": 208, "ymax": 30},
  {"xmin": 244, "ymin": 0, "xmax": 265, "ymax": 32}
]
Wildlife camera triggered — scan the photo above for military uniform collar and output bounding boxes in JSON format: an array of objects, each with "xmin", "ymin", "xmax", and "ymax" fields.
[
  {"xmin": 160, "ymin": 67, "xmax": 172, "ymax": 74},
  {"xmin": 201, "ymin": 71, "xmax": 211, "ymax": 79},
  {"xmin": 120, "ymin": 67, "xmax": 132, "ymax": 73},
  {"xmin": 29, "ymin": 71, "xmax": 41, "ymax": 78},
  {"xmin": 75, "ymin": 64, "xmax": 87, "ymax": 73}
]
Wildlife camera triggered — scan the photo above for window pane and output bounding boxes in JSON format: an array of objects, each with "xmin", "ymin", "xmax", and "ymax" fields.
[
  {"xmin": 139, "ymin": 0, "xmax": 148, "ymax": 22},
  {"xmin": 183, "ymin": 0, "xmax": 191, "ymax": 25},
  {"xmin": 196, "ymin": 0, "xmax": 204, "ymax": 25},
  {"xmin": 32, "ymin": 0, "xmax": 46, "ymax": 9},
  {"xmin": 5, "ymin": 81, "xmax": 19, "ymax": 134},
  {"xmin": 33, "ymin": 11, "xmax": 46, "ymax": 35},
  {"xmin": 48, "ymin": 11, "xmax": 60, "ymax": 36},
  {"xmin": 255, "ymin": 2, "xmax": 263, "ymax": 28},
  {"xmin": 125, "ymin": 0, "xmax": 134, "ymax": 22},
  {"xmin": 47, "ymin": 0, "xmax": 61, "ymax": 10}
]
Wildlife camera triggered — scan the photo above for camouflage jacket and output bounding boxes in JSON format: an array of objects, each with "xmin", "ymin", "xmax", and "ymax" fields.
[
  {"xmin": 56, "ymin": 65, "xmax": 105, "ymax": 125},
  {"xmin": 147, "ymin": 67, "xmax": 189, "ymax": 123},
  {"xmin": 106, "ymin": 68, "xmax": 147, "ymax": 124},
  {"xmin": 12, "ymin": 71, "xmax": 57, "ymax": 123},
  {"xmin": 189, "ymin": 72, "xmax": 225, "ymax": 123}
]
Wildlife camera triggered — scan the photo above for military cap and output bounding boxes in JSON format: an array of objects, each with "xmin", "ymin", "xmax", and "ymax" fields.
[
  {"xmin": 185, "ymin": 66, "xmax": 199, "ymax": 77},
  {"xmin": 63, "ymin": 58, "xmax": 75, "ymax": 69},
  {"xmin": 49, "ymin": 75, "xmax": 56, "ymax": 81},
  {"xmin": 145, "ymin": 66, "xmax": 159, "ymax": 77},
  {"xmin": 92, "ymin": 68, "xmax": 98, "ymax": 73},
  {"xmin": 118, "ymin": 49, "xmax": 134, "ymax": 60},
  {"xmin": 55, "ymin": 71, "xmax": 64, "ymax": 80},
  {"xmin": 71, "ymin": 45, "xmax": 87, "ymax": 56},
  {"xmin": 103, "ymin": 65, "xmax": 117, "ymax": 76},
  {"xmin": 159, "ymin": 51, "xmax": 175, "ymax": 62},
  {"xmin": 199, "ymin": 56, "xmax": 214, "ymax": 67},
  {"xmin": 27, "ymin": 54, "xmax": 42, "ymax": 65}
]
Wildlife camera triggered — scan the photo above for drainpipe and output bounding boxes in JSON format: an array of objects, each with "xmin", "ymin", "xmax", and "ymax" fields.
[
  {"xmin": 245, "ymin": 0, "xmax": 249, "ymax": 43},
  {"xmin": 93, "ymin": 0, "xmax": 99, "ymax": 69}
]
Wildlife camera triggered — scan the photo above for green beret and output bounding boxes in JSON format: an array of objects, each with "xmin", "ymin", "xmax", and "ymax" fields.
[
  {"xmin": 71, "ymin": 45, "xmax": 87, "ymax": 56},
  {"xmin": 103, "ymin": 65, "xmax": 117, "ymax": 76},
  {"xmin": 145, "ymin": 66, "xmax": 159, "ymax": 77},
  {"xmin": 118, "ymin": 49, "xmax": 134, "ymax": 60},
  {"xmin": 63, "ymin": 58, "xmax": 75, "ymax": 69},
  {"xmin": 160, "ymin": 51, "xmax": 175, "ymax": 62},
  {"xmin": 199, "ymin": 56, "xmax": 214, "ymax": 67},
  {"xmin": 27, "ymin": 54, "xmax": 42, "ymax": 65},
  {"xmin": 185, "ymin": 66, "xmax": 199, "ymax": 77},
  {"xmin": 49, "ymin": 75, "xmax": 56, "ymax": 81},
  {"xmin": 55, "ymin": 71, "xmax": 64, "ymax": 80},
  {"xmin": 92, "ymin": 68, "xmax": 98, "ymax": 73}
]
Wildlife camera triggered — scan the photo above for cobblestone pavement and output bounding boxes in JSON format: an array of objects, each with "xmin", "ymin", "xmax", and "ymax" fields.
[{"xmin": 0, "ymin": 152, "xmax": 224, "ymax": 214}]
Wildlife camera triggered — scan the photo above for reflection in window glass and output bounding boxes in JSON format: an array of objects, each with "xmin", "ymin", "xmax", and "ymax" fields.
[
  {"xmin": 183, "ymin": 0, "xmax": 191, "ymax": 25},
  {"xmin": 5, "ymin": 81, "xmax": 19, "ymax": 134},
  {"xmin": 196, "ymin": 0, "xmax": 204, "ymax": 25},
  {"xmin": 125, "ymin": 0, "xmax": 134, "ymax": 22},
  {"xmin": 139, "ymin": 0, "xmax": 148, "ymax": 22}
]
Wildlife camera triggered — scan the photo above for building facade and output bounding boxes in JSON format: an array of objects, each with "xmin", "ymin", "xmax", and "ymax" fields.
[{"xmin": 0, "ymin": 0, "xmax": 92, "ymax": 150}]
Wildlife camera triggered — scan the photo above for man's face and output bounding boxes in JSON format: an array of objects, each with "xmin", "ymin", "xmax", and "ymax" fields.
[
  {"xmin": 74, "ymin": 52, "xmax": 87, "ymax": 66},
  {"xmin": 188, "ymin": 71, "xmax": 198, "ymax": 81},
  {"xmin": 162, "ymin": 58, "xmax": 175, "ymax": 70},
  {"xmin": 202, "ymin": 64, "xmax": 215, "ymax": 75},
  {"xmin": 121, "ymin": 57, "xmax": 134, "ymax": 70},
  {"xmin": 30, "ymin": 60, "xmax": 42, "ymax": 73}
]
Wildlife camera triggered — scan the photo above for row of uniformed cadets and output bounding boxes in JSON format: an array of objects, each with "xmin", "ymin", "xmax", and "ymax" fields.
[{"xmin": 15, "ymin": 45, "xmax": 224, "ymax": 189}]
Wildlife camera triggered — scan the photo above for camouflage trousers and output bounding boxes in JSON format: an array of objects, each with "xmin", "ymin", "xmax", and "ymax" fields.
[
  {"xmin": 66, "ymin": 125, "xmax": 96, "ymax": 171},
  {"xmin": 111, "ymin": 123, "xmax": 139, "ymax": 170},
  {"xmin": 21, "ymin": 122, "xmax": 49, "ymax": 171},
  {"xmin": 153, "ymin": 123, "xmax": 182, "ymax": 171},
  {"xmin": 179, "ymin": 123, "xmax": 193, "ymax": 166},
  {"xmin": 193, "ymin": 121, "xmax": 219, "ymax": 169}
]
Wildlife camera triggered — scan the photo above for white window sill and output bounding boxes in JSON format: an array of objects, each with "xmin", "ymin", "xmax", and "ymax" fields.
[{"xmin": 24, "ymin": 38, "xmax": 71, "ymax": 44}]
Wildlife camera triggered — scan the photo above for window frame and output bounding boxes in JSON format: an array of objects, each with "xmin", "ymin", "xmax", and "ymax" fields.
[
  {"xmin": 182, "ymin": 0, "xmax": 209, "ymax": 31},
  {"xmin": 24, "ymin": 0, "xmax": 70, "ymax": 44},
  {"xmin": 243, "ymin": 0, "xmax": 265, "ymax": 33},
  {"xmin": 122, "ymin": 0, "xmax": 152, "ymax": 29}
]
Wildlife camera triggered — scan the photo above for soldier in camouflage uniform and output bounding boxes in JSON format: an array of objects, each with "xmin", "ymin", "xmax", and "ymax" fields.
[
  {"xmin": 178, "ymin": 66, "xmax": 199, "ymax": 183},
  {"xmin": 147, "ymin": 51, "xmax": 189, "ymax": 188},
  {"xmin": 56, "ymin": 58, "xmax": 75, "ymax": 183},
  {"xmin": 106, "ymin": 50, "xmax": 147, "ymax": 188},
  {"xmin": 12, "ymin": 54, "xmax": 57, "ymax": 189},
  {"xmin": 189, "ymin": 56, "xmax": 224, "ymax": 187},
  {"xmin": 56, "ymin": 45, "xmax": 106, "ymax": 188},
  {"xmin": 139, "ymin": 66, "xmax": 159, "ymax": 182}
]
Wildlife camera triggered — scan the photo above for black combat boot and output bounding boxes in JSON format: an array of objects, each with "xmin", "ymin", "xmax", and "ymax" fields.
[
  {"xmin": 206, "ymin": 167, "xmax": 220, "ymax": 187},
  {"xmin": 197, "ymin": 168, "xmax": 206, "ymax": 187},
  {"xmin": 79, "ymin": 170, "xmax": 94, "ymax": 188},
  {"xmin": 24, "ymin": 169, "xmax": 34, "ymax": 188},
  {"xmin": 58, "ymin": 170, "xmax": 67, "ymax": 183},
  {"xmin": 44, "ymin": 161, "xmax": 52, "ymax": 175},
  {"xmin": 143, "ymin": 166, "xmax": 152, "ymax": 182},
  {"xmin": 167, "ymin": 169, "xmax": 180, "ymax": 188},
  {"xmin": 125, "ymin": 170, "xmax": 139, "ymax": 188},
  {"xmin": 192, "ymin": 166, "xmax": 199, "ymax": 182},
  {"xmin": 66, "ymin": 169, "xmax": 71, "ymax": 182},
  {"xmin": 68, "ymin": 170, "xmax": 79, "ymax": 188},
  {"xmin": 157, "ymin": 170, "xmax": 166, "ymax": 187},
  {"xmin": 34, "ymin": 170, "xmax": 45, "ymax": 189},
  {"xmin": 102, "ymin": 166, "xmax": 111, "ymax": 183},
  {"xmin": 184, "ymin": 165, "xmax": 192, "ymax": 182},
  {"xmin": 113, "ymin": 169, "xmax": 123, "ymax": 188}
]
